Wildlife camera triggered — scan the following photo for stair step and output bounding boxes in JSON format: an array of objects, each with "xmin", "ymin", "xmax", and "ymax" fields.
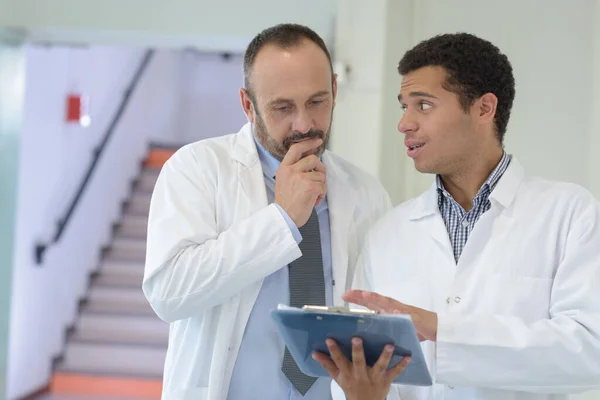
[
  {"xmin": 56, "ymin": 341, "xmax": 166, "ymax": 377},
  {"xmin": 136, "ymin": 169, "xmax": 160, "ymax": 192},
  {"xmin": 103, "ymin": 252, "xmax": 145, "ymax": 263},
  {"xmin": 126, "ymin": 191, "xmax": 152, "ymax": 215},
  {"xmin": 96, "ymin": 262, "xmax": 144, "ymax": 286},
  {"xmin": 103, "ymin": 251, "xmax": 145, "ymax": 263},
  {"xmin": 98, "ymin": 260, "xmax": 145, "ymax": 284},
  {"xmin": 105, "ymin": 237, "xmax": 146, "ymax": 262},
  {"xmin": 100, "ymin": 260, "xmax": 145, "ymax": 275},
  {"xmin": 144, "ymin": 148, "xmax": 177, "ymax": 169},
  {"xmin": 86, "ymin": 286, "xmax": 155, "ymax": 316},
  {"xmin": 116, "ymin": 214, "xmax": 148, "ymax": 238},
  {"xmin": 112, "ymin": 237, "xmax": 146, "ymax": 250},
  {"xmin": 73, "ymin": 312, "xmax": 168, "ymax": 346},
  {"xmin": 95, "ymin": 273, "xmax": 143, "ymax": 287},
  {"xmin": 39, "ymin": 394, "xmax": 159, "ymax": 400},
  {"xmin": 50, "ymin": 372, "xmax": 162, "ymax": 398}
]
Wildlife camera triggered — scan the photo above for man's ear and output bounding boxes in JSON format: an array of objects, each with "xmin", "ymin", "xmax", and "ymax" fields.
[
  {"xmin": 240, "ymin": 88, "xmax": 256, "ymax": 123},
  {"xmin": 332, "ymin": 73, "xmax": 338, "ymax": 109},
  {"xmin": 477, "ymin": 92, "xmax": 498, "ymax": 124}
]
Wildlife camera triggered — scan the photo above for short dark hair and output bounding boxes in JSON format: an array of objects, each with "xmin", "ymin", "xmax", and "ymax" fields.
[
  {"xmin": 398, "ymin": 33, "xmax": 515, "ymax": 144},
  {"xmin": 243, "ymin": 23, "xmax": 333, "ymax": 98}
]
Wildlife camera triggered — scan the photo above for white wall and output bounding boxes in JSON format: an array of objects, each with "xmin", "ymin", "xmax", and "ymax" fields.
[
  {"xmin": 0, "ymin": 0, "xmax": 336, "ymax": 53},
  {"xmin": 579, "ymin": 4, "xmax": 600, "ymax": 398},
  {"xmin": 330, "ymin": 0, "xmax": 388, "ymax": 180},
  {"xmin": 331, "ymin": 0, "xmax": 415, "ymax": 205},
  {"xmin": 178, "ymin": 51, "xmax": 247, "ymax": 143},
  {"xmin": 7, "ymin": 45, "xmax": 184, "ymax": 399},
  {"xmin": 589, "ymin": 0, "xmax": 600, "ymax": 201},
  {"xmin": 0, "ymin": 34, "xmax": 26, "ymax": 400},
  {"xmin": 377, "ymin": 0, "xmax": 414, "ymax": 204}
]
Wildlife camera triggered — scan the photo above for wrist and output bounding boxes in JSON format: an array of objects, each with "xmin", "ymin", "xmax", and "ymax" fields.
[
  {"xmin": 274, "ymin": 202, "xmax": 298, "ymax": 226},
  {"xmin": 430, "ymin": 312, "xmax": 438, "ymax": 341},
  {"xmin": 344, "ymin": 391, "xmax": 387, "ymax": 400}
]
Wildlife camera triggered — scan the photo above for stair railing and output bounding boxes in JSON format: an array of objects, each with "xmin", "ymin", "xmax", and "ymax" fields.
[{"xmin": 34, "ymin": 49, "xmax": 155, "ymax": 265}]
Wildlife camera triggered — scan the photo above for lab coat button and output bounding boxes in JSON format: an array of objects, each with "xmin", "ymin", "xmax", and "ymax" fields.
[
  {"xmin": 454, "ymin": 297, "xmax": 461, "ymax": 303},
  {"xmin": 449, "ymin": 385, "xmax": 455, "ymax": 389},
  {"xmin": 446, "ymin": 297, "xmax": 450, "ymax": 304}
]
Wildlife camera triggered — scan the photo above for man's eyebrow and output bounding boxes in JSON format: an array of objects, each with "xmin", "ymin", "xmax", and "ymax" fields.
[
  {"xmin": 267, "ymin": 91, "xmax": 330, "ymax": 107},
  {"xmin": 267, "ymin": 98, "xmax": 294, "ymax": 107},
  {"xmin": 397, "ymin": 91, "xmax": 438, "ymax": 102},
  {"xmin": 309, "ymin": 90, "xmax": 330, "ymax": 99}
]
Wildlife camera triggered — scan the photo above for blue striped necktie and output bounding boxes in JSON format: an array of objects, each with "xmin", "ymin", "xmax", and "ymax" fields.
[{"xmin": 282, "ymin": 208, "xmax": 325, "ymax": 395}]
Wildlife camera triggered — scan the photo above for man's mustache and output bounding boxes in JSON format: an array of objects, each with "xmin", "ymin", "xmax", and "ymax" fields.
[{"xmin": 283, "ymin": 131, "xmax": 325, "ymax": 148}]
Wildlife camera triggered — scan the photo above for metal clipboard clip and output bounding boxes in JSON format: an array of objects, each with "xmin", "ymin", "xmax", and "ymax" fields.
[{"xmin": 302, "ymin": 305, "xmax": 379, "ymax": 315}]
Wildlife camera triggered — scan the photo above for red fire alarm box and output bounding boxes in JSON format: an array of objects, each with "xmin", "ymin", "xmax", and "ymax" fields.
[
  {"xmin": 66, "ymin": 94, "xmax": 90, "ymax": 126},
  {"xmin": 66, "ymin": 94, "xmax": 81, "ymax": 122}
]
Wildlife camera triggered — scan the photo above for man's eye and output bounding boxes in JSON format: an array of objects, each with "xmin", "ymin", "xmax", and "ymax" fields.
[{"xmin": 420, "ymin": 103, "xmax": 432, "ymax": 111}]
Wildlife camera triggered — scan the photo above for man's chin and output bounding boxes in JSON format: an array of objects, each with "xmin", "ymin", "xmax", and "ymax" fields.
[
  {"xmin": 414, "ymin": 162, "xmax": 437, "ymax": 175},
  {"xmin": 412, "ymin": 158, "xmax": 427, "ymax": 171}
]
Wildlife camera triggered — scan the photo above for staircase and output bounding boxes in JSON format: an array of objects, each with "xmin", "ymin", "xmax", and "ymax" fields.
[{"xmin": 46, "ymin": 148, "xmax": 176, "ymax": 399}]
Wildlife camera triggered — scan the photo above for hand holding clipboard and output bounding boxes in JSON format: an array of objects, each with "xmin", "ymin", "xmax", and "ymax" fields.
[{"xmin": 270, "ymin": 304, "xmax": 432, "ymax": 390}]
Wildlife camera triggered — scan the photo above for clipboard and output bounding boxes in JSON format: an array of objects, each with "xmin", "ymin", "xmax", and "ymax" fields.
[{"xmin": 270, "ymin": 304, "xmax": 432, "ymax": 386}]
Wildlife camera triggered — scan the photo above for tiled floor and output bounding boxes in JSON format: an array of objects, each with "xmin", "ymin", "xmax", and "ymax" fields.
[{"xmin": 36, "ymin": 395, "xmax": 159, "ymax": 400}]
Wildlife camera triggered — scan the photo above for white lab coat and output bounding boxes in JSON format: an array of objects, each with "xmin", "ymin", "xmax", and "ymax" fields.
[
  {"xmin": 348, "ymin": 158, "xmax": 600, "ymax": 400},
  {"xmin": 142, "ymin": 123, "xmax": 392, "ymax": 400}
]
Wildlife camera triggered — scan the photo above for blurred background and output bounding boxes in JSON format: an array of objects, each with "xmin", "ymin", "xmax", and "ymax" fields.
[{"xmin": 0, "ymin": 0, "xmax": 598, "ymax": 399}]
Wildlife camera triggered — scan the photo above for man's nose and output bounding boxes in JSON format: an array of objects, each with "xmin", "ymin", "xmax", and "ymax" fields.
[{"xmin": 292, "ymin": 109, "xmax": 314, "ymax": 134}]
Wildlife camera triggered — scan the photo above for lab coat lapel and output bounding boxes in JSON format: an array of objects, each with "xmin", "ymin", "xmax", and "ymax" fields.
[
  {"xmin": 232, "ymin": 123, "xmax": 269, "ymax": 213},
  {"xmin": 323, "ymin": 152, "xmax": 355, "ymax": 305},
  {"xmin": 409, "ymin": 183, "xmax": 454, "ymax": 259},
  {"xmin": 457, "ymin": 158, "xmax": 525, "ymax": 269}
]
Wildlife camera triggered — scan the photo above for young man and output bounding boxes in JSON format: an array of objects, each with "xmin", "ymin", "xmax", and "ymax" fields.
[
  {"xmin": 142, "ymin": 24, "xmax": 401, "ymax": 399},
  {"xmin": 319, "ymin": 32, "xmax": 600, "ymax": 400}
]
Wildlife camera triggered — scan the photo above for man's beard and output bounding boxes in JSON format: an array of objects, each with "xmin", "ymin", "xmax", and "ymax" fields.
[{"xmin": 253, "ymin": 111, "xmax": 331, "ymax": 161}]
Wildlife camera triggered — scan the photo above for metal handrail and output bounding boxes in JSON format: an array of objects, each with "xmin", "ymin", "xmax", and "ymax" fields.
[{"xmin": 35, "ymin": 49, "xmax": 155, "ymax": 265}]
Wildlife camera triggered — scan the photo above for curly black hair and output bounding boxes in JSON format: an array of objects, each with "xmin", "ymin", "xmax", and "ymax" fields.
[{"xmin": 398, "ymin": 33, "xmax": 515, "ymax": 144}]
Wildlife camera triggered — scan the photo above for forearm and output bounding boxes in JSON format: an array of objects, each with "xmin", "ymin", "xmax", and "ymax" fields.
[
  {"xmin": 436, "ymin": 312, "xmax": 600, "ymax": 393},
  {"xmin": 143, "ymin": 204, "xmax": 301, "ymax": 322}
]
